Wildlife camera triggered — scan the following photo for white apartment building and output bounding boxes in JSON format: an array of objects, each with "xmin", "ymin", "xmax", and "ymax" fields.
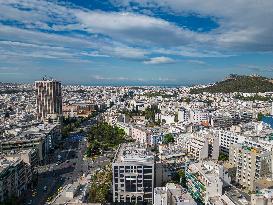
[
  {"xmin": 215, "ymin": 129, "xmax": 245, "ymax": 154},
  {"xmin": 187, "ymin": 133, "xmax": 209, "ymax": 160},
  {"xmin": 186, "ymin": 161, "xmax": 231, "ymax": 204},
  {"xmin": 187, "ymin": 131, "xmax": 219, "ymax": 160},
  {"xmin": 154, "ymin": 183, "xmax": 196, "ymax": 205},
  {"xmin": 178, "ymin": 108, "xmax": 190, "ymax": 122},
  {"xmin": 1, "ymin": 124, "xmax": 61, "ymax": 163},
  {"xmin": 229, "ymin": 144, "xmax": 273, "ymax": 191},
  {"xmin": 112, "ymin": 143, "xmax": 155, "ymax": 204},
  {"xmin": 189, "ymin": 110, "xmax": 209, "ymax": 124},
  {"xmin": 160, "ymin": 113, "xmax": 176, "ymax": 124}
]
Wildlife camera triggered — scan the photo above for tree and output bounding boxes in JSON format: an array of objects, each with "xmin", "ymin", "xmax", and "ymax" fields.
[
  {"xmin": 185, "ymin": 97, "xmax": 191, "ymax": 104},
  {"xmin": 257, "ymin": 112, "xmax": 264, "ymax": 121},
  {"xmin": 86, "ymin": 122, "xmax": 126, "ymax": 157},
  {"xmin": 218, "ymin": 153, "xmax": 229, "ymax": 161},
  {"xmin": 144, "ymin": 105, "xmax": 160, "ymax": 123},
  {"xmin": 178, "ymin": 169, "xmax": 187, "ymax": 187},
  {"xmin": 174, "ymin": 113, "xmax": 178, "ymax": 122},
  {"xmin": 162, "ymin": 133, "xmax": 175, "ymax": 144}
]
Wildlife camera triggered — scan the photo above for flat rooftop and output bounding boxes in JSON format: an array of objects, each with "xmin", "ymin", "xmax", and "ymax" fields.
[
  {"xmin": 1, "ymin": 124, "xmax": 58, "ymax": 142},
  {"xmin": 0, "ymin": 156, "xmax": 20, "ymax": 173},
  {"xmin": 188, "ymin": 161, "xmax": 221, "ymax": 183},
  {"xmin": 113, "ymin": 143, "xmax": 154, "ymax": 164}
]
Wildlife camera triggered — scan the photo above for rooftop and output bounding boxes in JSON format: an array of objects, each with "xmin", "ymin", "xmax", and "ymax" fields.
[
  {"xmin": 188, "ymin": 161, "xmax": 222, "ymax": 184},
  {"xmin": 113, "ymin": 143, "xmax": 154, "ymax": 163}
]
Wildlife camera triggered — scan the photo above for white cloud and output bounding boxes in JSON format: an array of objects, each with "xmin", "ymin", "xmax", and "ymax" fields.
[
  {"xmin": 187, "ymin": 60, "xmax": 207, "ymax": 65},
  {"xmin": 81, "ymin": 51, "xmax": 110, "ymax": 58},
  {"xmin": 75, "ymin": 10, "xmax": 208, "ymax": 47},
  {"xmin": 92, "ymin": 75, "xmax": 175, "ymax": 82},
  {"xmin": 93, "ymin": 75, "xmax": 129, "ymax": 81},
  {"xmin": 0, "ymin": 0, "xmax": 273, "ymax": 66},
  {"xmin": 144, "ymin": 56, "xmax": 175, "ymax": 64},
  {"xmin": 111, "ymin": 0, "xmax": 273, "ymax": 52},
  {"xmin": 157, "ymin": 77, "xmax": 176, "ymax": 82},
  {"xmin": 0, "ymin": 25, "xmax": 149, "ymax": 60}
]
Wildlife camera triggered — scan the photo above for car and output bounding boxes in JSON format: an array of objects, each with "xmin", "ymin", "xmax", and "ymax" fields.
[{"xmin": 32, "ymin": 192, "xmax": 37, "ymax": 197}]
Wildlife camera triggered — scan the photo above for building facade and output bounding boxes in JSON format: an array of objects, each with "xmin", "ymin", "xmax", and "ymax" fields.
[
  {"xmin": 0, "ymin": 157, "xmax": 32, "ymax": 202},
  {"xmin": 216, "ymin": 129, "xmax": 245, "ymax": 154},
  {"xmin": 154, "ymin": 183, "xmax": 197, "ymax": 205},
  {"xmin": 229, "ymin": 144, "xmax": 272, "ymax": 191},
  {"xmin": 112, "ymin": 143, "xmax": 155, "ymax": 204},
  {"xmin": 35, "ymin": 78, "xmax": 62, "ymax": 122},
  {"xmin": 186, "ymin": 161, "xmax": 230, "ymax": 204}
]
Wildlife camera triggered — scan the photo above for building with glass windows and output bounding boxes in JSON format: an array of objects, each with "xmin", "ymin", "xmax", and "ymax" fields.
[
  {"xmin": 112, "ymin": 143, "xmax": 155, "ymax": 204},
  {"xmin": 35, "ymin": 78, "xmax": 62, "ymax": 123},
  {"xmin": 185, "ymin": 161, "xmax": 230, "ymax": 204}
]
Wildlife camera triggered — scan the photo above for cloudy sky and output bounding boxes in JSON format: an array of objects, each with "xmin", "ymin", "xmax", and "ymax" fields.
[{"xmin": 1, "ymin": 0, "xmax": 273, "ymax": 85}]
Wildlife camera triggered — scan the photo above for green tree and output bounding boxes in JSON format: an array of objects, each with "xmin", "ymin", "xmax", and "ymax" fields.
[
  {"xmin": 218, "ymin": 153, "xmax": 229, "ymax": 161},
  {"xmin": 86, "ymin": 122, "xmax": 126, "ymax": 157},
  {"xmin": 162, "ymin": 133, "xmax": 175, "ymax": 144},
  {"xmin": 174, "ymin": 113, "xmax": 178, "ymax": 122},
  {"xmin": 257, "ymin": 112, "xmax": 264, "ymax": 121}
]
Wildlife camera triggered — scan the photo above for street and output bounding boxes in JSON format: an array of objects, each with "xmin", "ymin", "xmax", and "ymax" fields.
[{"xmin": 23, "ymin": 117, "xmax": 113, "ymax": 205}]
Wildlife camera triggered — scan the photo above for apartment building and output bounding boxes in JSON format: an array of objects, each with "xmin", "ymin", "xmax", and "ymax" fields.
[
  {"xmin": 211, "ymin": 115, "xmax": 233, "ymax": 128},
  {"xmin": 251, "ymin": 189, "xmax": 273, "ymax": 205},
  {"xmin": 35, "ymin": 78, "xmax": 62, "ymax": 123},
  {"xmin": 154, "ymin": 183, "xmax": 196, "ymax": 205},
  {"xmin": 0, "ymin": 157, "xmax": 32, "ymax": 202},
  {"xmin": 187, "ymin": 131, "xmax": 219, "ymax": 160},
  {"xmin": 160, "ymin": 113, "xmax": 176, "ymax": 124},
  {"xmin": 131, "ymin": 126, "xmax": 152, "ymax": 145},
  {"xmin": 186, "ymin": 161, "xmax": 230, "ymax": 204},
  {"xmin": 189, "ymin": 110, "xmax": 209, "ymax": 124},
  {"xmin": 229, "ymin": 144, "xmax": 272, "ymax": 191},
  {"xmin": 112, "ymin": 143, "xmax": 155, "ymax": 204},
  {"xmin": 178, "ymin": 108, "xmax": 190, "ymax": 122},
  {"xmin": 187, "ymin": 133, "xmax": 209, "ymax": 160},
  {"xmin": 226, "ymin": 111, "xmax": 253, "ymax": 125},
  {"xmin": 215, "ymin": 129, "xmax": 245, "ymax": 154},
  {"xmin": 1, "ymin": 124, "xmax": 60, "ymax": 163}
]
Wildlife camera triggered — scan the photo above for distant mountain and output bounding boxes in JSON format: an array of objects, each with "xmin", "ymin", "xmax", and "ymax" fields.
[{"xmin": 190, "ymin": 74, "xmax": 273, "ymax": 94}]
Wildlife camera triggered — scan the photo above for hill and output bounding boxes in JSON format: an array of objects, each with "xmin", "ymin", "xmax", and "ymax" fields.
[{"xmin": 190, "ymin": 74, "xmax": 273, "ymax": 94}]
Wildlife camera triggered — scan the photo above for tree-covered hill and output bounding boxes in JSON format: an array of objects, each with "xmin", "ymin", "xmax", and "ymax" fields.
[{"xmin": 190, "ymin": 74, "xmax": 273, "ymax": 94}]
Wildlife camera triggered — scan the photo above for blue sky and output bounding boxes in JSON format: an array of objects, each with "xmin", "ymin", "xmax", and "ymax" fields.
[{"xmin": 1, "ymin": 0, "xmax": 273, "ymax": 85}]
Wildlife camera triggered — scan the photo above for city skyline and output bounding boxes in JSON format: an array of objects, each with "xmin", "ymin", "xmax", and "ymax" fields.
[{"xmin": 1, "ymin": 0, "xmax": 273, "ymax": 85}]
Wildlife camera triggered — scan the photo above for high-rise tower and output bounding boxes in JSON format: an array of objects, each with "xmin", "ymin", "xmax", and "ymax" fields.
[{"xmin": 35, "ymin": 77, "xmax": 62, "ymax": 123}]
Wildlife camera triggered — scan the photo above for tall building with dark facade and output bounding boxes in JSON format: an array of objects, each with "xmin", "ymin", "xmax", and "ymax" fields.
[{"xmin": 35, "ymin": 78, "xmax": 62, "ymax": 123}]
